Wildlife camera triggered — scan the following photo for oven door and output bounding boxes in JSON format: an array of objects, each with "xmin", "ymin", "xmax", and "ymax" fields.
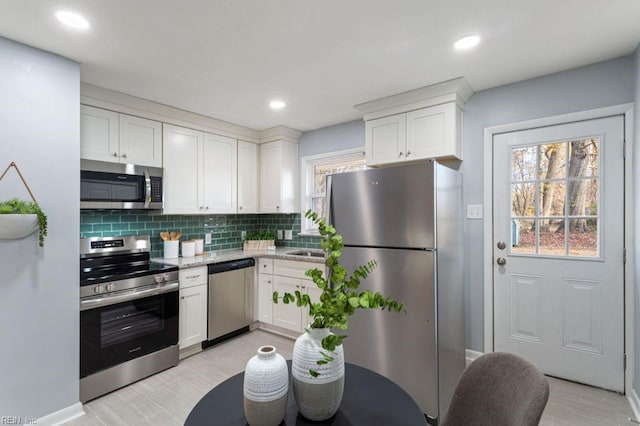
[{"xmin": 80, "ymin": 283, "xmax": 178, "ymax": 378}]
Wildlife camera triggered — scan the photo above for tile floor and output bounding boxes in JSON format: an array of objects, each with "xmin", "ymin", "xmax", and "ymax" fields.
[{"xmin": 69, "ymin": 330, "xmax": 637, "ymax": 425}]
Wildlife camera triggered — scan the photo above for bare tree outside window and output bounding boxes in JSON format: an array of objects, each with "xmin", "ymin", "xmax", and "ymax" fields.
[{"xmin": 510, "ymin": 138, "xmax": 599, "ymax": 257}]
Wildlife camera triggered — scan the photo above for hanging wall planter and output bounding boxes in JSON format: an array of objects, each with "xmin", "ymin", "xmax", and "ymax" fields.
[{"xmin": 0, "ymin": 163, "xmax": 48, "ymax": 247}]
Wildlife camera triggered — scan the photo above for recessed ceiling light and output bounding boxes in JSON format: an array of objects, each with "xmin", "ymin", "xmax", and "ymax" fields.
[
  {"xmin": 269, "ymin": 100, "xmax": 286, "ymax": 110},
  {"xmin": 55, "ymin": 10, "xmax": 90, "ymax": 30},
  {"xmin": 454, "ymin": 35, "xmax": 480, "ymax": 50}
]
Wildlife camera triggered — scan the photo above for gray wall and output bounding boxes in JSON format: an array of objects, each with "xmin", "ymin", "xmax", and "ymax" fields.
[
  {"xmin": 633, "ymin": 44, "xmax": 640, "ymax": 395},
  {"xmin": 0, "ymin": 37, "xmax": 80, "ymax": 417},
  {"xmin": 297, "ymin": 55, "xmax": 635, "ymax": 356},
  {"xmin": 299, "ymin": 119, "xmax": 365, "ymax": 157},
  {"xmin": 462, "ymin": 55, "xmax": 634, "ymax": 352}
]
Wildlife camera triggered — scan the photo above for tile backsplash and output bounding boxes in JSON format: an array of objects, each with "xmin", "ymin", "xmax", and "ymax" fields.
[{"xmin": 80, "ymin": 211, "xmax": 320, "ymax": 258}]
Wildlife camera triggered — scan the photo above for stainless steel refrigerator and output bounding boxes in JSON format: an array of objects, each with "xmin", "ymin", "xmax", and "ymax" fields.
[{"xmin": 328, "ymin": 160, "xmax": 464, "ymax": 425}]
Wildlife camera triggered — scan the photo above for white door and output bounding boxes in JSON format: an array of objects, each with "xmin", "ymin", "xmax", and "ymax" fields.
[
  {"xmin": 179, "ymin": 285, "xmax": 207, "ymax": 349},
  {"xmin": 365, "ymin": 113, "xmax": 406, "ymax": 166},
  {"xmin": 493, "ymin": 116, "xmax": 624, "ymax": 391}
]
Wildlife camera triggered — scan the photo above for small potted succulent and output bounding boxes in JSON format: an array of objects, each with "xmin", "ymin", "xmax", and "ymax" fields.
[{"xmin": 0, "ymin": 197, "xmax": 48, "ymax": 247}]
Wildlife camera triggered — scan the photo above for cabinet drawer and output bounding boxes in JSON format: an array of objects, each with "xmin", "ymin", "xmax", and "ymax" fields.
[
  {"xmin": 273, "ymin": 259, "xmax": 318, "ymax": 280},
  {"xmin": 179, "ymin": 266, "xmax": 208, "ymax": 289},
  {"xmin": 258, "ymin": 258, "xmax": 273, "ymax": 275}
]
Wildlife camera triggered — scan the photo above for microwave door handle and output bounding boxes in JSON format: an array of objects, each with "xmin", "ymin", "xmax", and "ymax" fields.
[{"xmin": 144, "ymin": 169, "xmax": 151, "ymax": 208}]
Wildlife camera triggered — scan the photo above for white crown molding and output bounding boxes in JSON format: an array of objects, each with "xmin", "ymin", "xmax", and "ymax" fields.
[
  {"xmin": 37, "ymin": 402, "xmax": 84, "ymax": 426},
  {"xmin": 354, "ymin": 77, "xmax": 474, "ymax": 121},
  {"xmin": 81, "ymin": 82, "xmax": 261, "ymax": 143},
  {"xmin": 259, "ymin": 125, "xmax": 303, "ymax": 144}
]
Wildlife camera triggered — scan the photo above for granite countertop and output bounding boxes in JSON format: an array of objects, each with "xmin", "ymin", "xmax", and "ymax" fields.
[{"xmin": 152, "ymin": 247, "xmax": 325, "ymax": 268}]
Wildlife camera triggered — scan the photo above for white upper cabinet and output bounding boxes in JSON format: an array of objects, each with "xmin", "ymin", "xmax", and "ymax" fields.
[
  {"xmin": 365, "ymin": 113, "xmax": 406, "ymax": 165},
  {"xmin": 81, "ymin": 105, "xmax": 162, "ymax": 167},
  {"xmin": 80, "ymin": 105, "xmax": 119, "ymax": 162},
  {"xmin": 237, "ymin": 141, "xmax": 259, "ymax": 214},
  {"xmin": 163, "ymin": 124, "xmax": 204, "ymax": 214},
  {"xmin": 118, "ymin": 114, "xmax": 163, "ymax": 167},
  {"xmin": 203, "ymin": 133, "xmax": 237, "ymax": 214},
  {"xmin": 358, "ymin": 77, "xmax": 472, "ymax": 166},
  {"xmin": 260, "ymin": 140, "xmax": 298, "ymax": 213},
  {"xmin": 163, "ymin": 123, "xmax": 239, "ymax": 214},
  {"xmin": 365, "ymin": 102, "xmax": 462, "ymax": 166}
]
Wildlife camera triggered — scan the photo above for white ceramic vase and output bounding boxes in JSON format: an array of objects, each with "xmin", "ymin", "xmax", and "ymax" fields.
[
  {"xmin": 292, "ymin": 328, "xmax": 345, "ymax": 421},
  {"xmin": 243, "ymin": 345, "xmax": 289, "ymax": 426}
]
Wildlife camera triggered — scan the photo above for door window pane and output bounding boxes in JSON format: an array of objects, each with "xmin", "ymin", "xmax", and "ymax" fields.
[
  {"xmin": 569, "ymin": 219, "xmax": 598, "ymax": 257},
  {"xmin": 509, "ymin": 137, "xmax": 600, "ymax": 258},
  {"xmin": 512, "ymin": 219, "xmax": 536, "ymax": 254}
]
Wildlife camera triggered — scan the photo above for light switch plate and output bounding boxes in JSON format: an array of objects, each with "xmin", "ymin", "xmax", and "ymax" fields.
[
  {"xmin": 240, "ymin": 230, "xmax": 247, "ymax": 240},
  {"xmin": 277, "ymin": 230, "xmax": 283, "ymax": 240},
  {"xmin": 205, "ymin": 233, "xmax": 212, "ymax": 244},
  {"xmin": 284, "ymin": 230, "xmax": 292, "ymax": 240},
  {"xmin": 467, "ymin": 204, "xmax": 483, "ymax": 220}
]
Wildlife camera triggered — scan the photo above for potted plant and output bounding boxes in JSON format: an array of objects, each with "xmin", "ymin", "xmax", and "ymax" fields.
[
  {"xmin": 273, "ymin": 210, "xmax": 404, "ymax": 421},
  {"xmin": 243, "ymin": 229, "xmax": 276, "ymax": 251},
  {"xmin": 0, "ymin": 197, "xmax": 48, "ymax": 247}
]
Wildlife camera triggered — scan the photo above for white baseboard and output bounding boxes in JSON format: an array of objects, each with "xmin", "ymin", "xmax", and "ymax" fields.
[
  {"xmin": 465, "ymin": 349, "xmax": 484, "ymax": 367},
  {"xmin": 37, "ymin": 402, "xmax": 84, "ymax": 425},
  {"xmin": 628, "ymin": 388, "xmax": 640, "ymax": 423}
]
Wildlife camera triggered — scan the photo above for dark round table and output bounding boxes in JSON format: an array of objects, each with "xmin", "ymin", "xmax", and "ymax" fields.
[{"xmin": 185, "ymin": 361, "xmax": 427, "ymax": 425}]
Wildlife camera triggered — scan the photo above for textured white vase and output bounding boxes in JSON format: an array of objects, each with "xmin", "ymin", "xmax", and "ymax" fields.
[
  {"xmin": 243, "ymin": 345, "xmax": 289, "ymax": 426},
  {"xmin": 292, "ymin": 328, "xmax": 345, "ymax": 421}
]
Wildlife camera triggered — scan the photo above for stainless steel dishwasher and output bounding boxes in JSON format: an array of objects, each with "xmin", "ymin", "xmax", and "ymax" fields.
[{"xmin": 206, "ymin": 258, "xmax": 255, "ymax": 343}]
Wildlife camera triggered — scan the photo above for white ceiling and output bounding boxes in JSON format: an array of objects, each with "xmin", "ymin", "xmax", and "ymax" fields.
[{"xmin": 1, "ymin": 0, "xmax": 639, "ymax": 132}]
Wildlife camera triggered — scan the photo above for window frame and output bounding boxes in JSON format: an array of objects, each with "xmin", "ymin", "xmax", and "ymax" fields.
[{"xmin": 299, "ymin": 147, "xmax": 366, "ymax": 236}]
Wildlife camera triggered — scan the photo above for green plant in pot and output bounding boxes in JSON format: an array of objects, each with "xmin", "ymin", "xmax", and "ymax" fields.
[
  {"xmin": 244, "ymin": 229, "xmax": 277, "ymax": 241},
  {"xmin": 0, "ymin": 198, "xmax": 48, "ymax": 247},
  {"xmin": 272, "ymin": 210, "xmax": 404, "ymax": 421}
]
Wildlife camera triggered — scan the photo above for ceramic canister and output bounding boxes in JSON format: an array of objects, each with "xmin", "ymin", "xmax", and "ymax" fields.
[
  {"xmin": 182, "ymin": 240, "xmax": 195, "ymax": 257},
  {"xmin": 243, "ymin": 345, "xmax": 289, "ymax": 426},
  {"xmin": 193, "ymin": 238, "xmax": 204, "ymax": 255},
  {"xmin": 292, "ymin": 328, "xmax": 345, "ymax": 421},
  {"xmin": 163, "ymin": 240, "xmax": 179, "ymax": 259}
]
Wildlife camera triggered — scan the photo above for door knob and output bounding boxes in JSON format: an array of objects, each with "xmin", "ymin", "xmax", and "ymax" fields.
[
  {"xmin": 398, "ymin": 152, "xmax": 404, "ymax": 157},
  {"xmin": 497, "ymin": 241, "xmax": 506, "ymax": 250},
  {"xmin": 496, "ymin": 257, "xmax": 507, "ymax": 266}
]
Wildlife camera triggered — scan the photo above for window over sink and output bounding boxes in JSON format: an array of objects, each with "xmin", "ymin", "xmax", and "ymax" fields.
[{"xmin": 300, "ymin": 148, "xmax": 366, "ymax": 235}]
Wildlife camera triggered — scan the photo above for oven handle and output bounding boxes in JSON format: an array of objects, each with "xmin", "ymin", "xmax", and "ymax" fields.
[{"xmin": 80, "ymin": 281, "xmax": 179, "ymax": 311}]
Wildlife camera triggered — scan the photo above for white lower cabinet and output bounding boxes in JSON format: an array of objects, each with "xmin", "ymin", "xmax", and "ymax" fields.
[
  {"xmin": 258, "ymin": 274, "xmax": 273, "ymax": 324},
  {"xmin": 178, "ymin": 266, "xmax": 208, "ymax": 351},
  {"xmin": 270, "ymin": 259, "xmax": 324, "ymax": 333}
]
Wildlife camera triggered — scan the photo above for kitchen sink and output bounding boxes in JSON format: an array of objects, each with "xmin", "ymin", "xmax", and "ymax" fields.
[{"xmin": 286, "ymin": 250, "xmax": 325, "ymax": 258}]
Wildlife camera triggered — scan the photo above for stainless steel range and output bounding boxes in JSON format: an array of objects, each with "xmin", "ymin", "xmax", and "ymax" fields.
[{"xmin": 79, "ymin": 235, "xmax": 179, "ymax": 403}]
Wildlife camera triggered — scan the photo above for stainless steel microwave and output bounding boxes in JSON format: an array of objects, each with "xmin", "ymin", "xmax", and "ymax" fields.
[{"xmin": 80, "ymin": 160, "xmax": 163, "ymax": 210}]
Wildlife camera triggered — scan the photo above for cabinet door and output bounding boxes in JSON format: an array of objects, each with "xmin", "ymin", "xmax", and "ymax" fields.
[
  {"xmin": 119, "ymin": 114, "xmax": 162, "ymax": 167},
  {"xmin": 365, "ymin": 113, "xmax": 406, "ymax": 166},
  {"xmin": 406, "ymin": 103, "xmax": 461, "ymax": 160},
  {"xmin": 237, "ymin": 141, "xmax": 259, "ymax": 213},
  {"xmin": 80, "ymin": 105, "xmax": 119, "ymax": 162},
  {"xmin": 259, "ymin": 141, "xmax": 282, "ymax": 213},
  {"xmin": 179, "ymin": 285, "xmax": 208, "ymax": 349},
  {"xmin": 163, "ymin": 124, "xmax": 203, "ymax": 214},
  {"xmin": 203, "ymin": 133, "xmax": 237, "ymax": 213},
  {"xmin": 258, "ymin": 274, "xmax": 274, "ymax": 324},
  {"xmin": 303, "ymin": 279, "xmax": 323, "ymax": 329},
  {"xmin": 273, "ymin": 275, "xmax": 303, "ymax": 332}
]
